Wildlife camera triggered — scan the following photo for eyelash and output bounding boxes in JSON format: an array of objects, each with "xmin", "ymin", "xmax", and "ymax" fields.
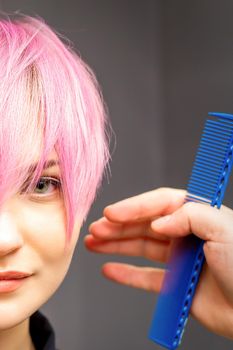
[{"xmin": 21, "ymin": 176, "xmax": 61, "ymax": 198}]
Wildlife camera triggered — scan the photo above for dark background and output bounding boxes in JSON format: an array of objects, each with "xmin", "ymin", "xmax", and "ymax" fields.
[{"xmin": 1, "ymin": 1, "xmax": 233, "ymax": 349}]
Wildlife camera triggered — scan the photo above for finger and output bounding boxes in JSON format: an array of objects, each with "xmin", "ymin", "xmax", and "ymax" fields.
[
  {"xmin": 102, "ymin": 187, "xmax": 186, "ymax": 223},
  {"xmin": 102, "ymin": 262, "xmax": 165, "ymax": 292},
  {"xmin": 89, "ymin": 217, "xmax": 170, "ymax": 241},
  {"xmin": 151, "ymin": 201, "xmax": 233, "ymax": 243},
  {"xmin": 84, "ymin": 234, "xmax": 170, "ymax": 263},
  {"xmin": 203, "ymin": 241, "xmax": 233, "ymax": 305}
]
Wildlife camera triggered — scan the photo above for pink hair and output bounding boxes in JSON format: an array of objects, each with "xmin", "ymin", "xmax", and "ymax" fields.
[{"xmin": 0, "ymin": 13, "xmax": 110, "ymax": 246}]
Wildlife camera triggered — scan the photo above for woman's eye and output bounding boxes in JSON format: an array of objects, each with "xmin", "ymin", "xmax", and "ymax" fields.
[
  {"xmin": 20, "ymin": 176, "xmax": 61, "ymax": 198},
  {"xmin": 33, "ymin": 177, "xmax": 61, "ymax": 196}
]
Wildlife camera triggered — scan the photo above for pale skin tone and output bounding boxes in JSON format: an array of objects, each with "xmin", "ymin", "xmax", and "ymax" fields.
[
  {"xmin": 0, "ymin": 149, "xmax": 81, "ymax": 350},
  {"xmin": 85, "ymin": 187, "xmax": 233, "ymax": 341}
]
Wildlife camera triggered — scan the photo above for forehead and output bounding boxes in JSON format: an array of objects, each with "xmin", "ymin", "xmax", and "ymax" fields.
[
  {"xmin": 45, "ymin": 149, "xmax": 58, "ymax": 162},
  {"xmin": 34, "ymin": 148, "xmax": 58, "ymax": 163}
]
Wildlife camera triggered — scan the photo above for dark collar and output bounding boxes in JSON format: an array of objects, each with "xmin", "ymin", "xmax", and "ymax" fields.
[{"xmin": 29, "ymin": 310, "xmax": 57, "ymax": 350}]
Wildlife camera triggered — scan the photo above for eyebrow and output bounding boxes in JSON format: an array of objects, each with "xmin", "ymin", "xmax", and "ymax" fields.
[{"xmin": 28, "ymin": 159, "xmax": 60, "ymax": 174}]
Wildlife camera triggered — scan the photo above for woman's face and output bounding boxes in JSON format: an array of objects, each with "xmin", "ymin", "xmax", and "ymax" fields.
[{"xmin": 0, "ymin": 149, "xmax": 81, "ymax": 329}]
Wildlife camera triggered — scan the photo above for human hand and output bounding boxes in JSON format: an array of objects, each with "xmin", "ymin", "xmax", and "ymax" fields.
[{"xmin": 84, "ymin": 187, "xmax": 233, "ymax": 340}]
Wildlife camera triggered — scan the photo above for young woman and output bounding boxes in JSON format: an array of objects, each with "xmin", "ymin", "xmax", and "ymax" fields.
[
  {"xmin": 0, "ymin": 10, "xmax": 233, "ymax": 350},
  {"xmin": 0, "ymin": 12, "xmax": 109, "ymax": 350}
]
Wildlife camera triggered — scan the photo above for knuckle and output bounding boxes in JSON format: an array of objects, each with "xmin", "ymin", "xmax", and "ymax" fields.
[
  {"xmin": 155, "ymin": 187, "xmax": 175, "ymax": 197},
  {"xmin": 156, "ymin": 186, "xmax": 181, "ymax": 194}
]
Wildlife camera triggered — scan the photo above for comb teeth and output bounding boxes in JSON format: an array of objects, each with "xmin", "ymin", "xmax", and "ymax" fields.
[{"xmin": 186, "ymin": 116, "xmax": 233, "ymax": 205}]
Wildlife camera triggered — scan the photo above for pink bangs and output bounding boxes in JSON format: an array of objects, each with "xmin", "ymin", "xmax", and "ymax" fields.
[{"xmin": 0, "ymin": 13, "xmax": 110, "ymax": 245}]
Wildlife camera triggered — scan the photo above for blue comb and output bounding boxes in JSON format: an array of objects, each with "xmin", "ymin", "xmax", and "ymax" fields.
[{"xmin": 149, "ymin": 112, "xmax": 233, "ymax": 349}]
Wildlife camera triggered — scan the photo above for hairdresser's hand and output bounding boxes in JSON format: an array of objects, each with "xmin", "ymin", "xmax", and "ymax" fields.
[{"xmin": 84, "ymin": 187, "xmax": 233, "ymax": 340}]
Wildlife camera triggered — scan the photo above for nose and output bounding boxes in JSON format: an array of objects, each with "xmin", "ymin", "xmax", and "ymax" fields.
[{"xmin": 0, "ymin": 211, "xmax": 23, "ymax": 256}]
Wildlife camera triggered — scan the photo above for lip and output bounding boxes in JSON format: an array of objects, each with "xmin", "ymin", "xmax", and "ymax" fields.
[
  {"xmin": 0, "ymin": 271, "xmax": 32, "ymax": 280},
  {"xmin": 0, "ymin": 271, "xmax": 32, "ymax": 293}
]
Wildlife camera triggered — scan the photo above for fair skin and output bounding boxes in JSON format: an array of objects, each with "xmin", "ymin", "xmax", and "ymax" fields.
[
  {"xmin": 85, "ymin": 187, "xmax": 233, "ymax": 340},
  {"xmin": 0, "ymin": 149, "xmax": 81, "ymax": 350}
]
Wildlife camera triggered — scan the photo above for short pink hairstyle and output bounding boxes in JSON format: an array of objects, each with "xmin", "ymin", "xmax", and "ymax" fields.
[{"xmin": 0, "ymin": 13, "xmax": 110, "ymax": 244}]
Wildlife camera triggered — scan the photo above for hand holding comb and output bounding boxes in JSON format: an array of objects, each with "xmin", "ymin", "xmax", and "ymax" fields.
[{"xmin": 149, "ymin": 112, "xmax": 233, "ymax": 349}]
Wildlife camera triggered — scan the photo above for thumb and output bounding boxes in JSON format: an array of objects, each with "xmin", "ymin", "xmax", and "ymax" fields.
[
  {"xmin": 152, "ymin": 202, "xmax": 233, "ymax": 303},
  {"xmin": 151, "ymin": 202, "xmax": 233, "ymax": 243}
]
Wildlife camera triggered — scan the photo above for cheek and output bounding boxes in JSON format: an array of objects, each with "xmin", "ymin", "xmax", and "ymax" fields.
[
  {"xmin": 20, "ymin": 201, "xmax": 81, "ymax": 274},
  {"xmin": 0, "ymin": 201, "xmax": 82, "ymax": 329}
]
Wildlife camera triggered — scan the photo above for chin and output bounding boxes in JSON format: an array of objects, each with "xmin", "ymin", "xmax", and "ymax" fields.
[
  {"xmin": 0, "ymin": 294, "xmax": 41, "ymax": 330},
  {"xmin": 0, "ymin": 308, "xmax": 31, "ymax": 330}
]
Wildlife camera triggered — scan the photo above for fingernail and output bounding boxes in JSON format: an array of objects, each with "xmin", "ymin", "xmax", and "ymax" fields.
[{"xmin": 152, "ymin": 215, "xmax": 172, "ymax": 227}]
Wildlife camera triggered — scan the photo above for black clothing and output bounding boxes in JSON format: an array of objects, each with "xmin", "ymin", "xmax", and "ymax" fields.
[{"xmin": 30, "ymin": 310, "xmax": 57, "ymax": 350}]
